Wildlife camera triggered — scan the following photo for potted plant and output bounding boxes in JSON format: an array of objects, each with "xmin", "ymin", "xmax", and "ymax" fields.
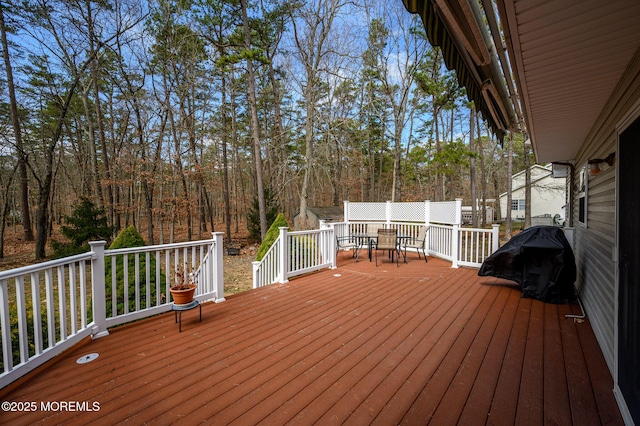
[{"xmin": 169, "ymin": 266, "xmax": 197, "ymax": 305}]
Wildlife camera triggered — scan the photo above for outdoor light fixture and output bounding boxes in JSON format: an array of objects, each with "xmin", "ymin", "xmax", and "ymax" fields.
[{"xmin": 588, "ymin": 153, "xmax": 615, "ymax": 175}]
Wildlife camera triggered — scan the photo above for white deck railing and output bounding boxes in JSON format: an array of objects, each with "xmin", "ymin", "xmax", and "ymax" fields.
[
  {"xmin": 252, "ymin": 228, "xmax": 334, "ymax": 288},
  {"xmin": 0, "ymin": 233, "xmax": 225, "ymax": 388},
  {"xmin": 458, "ymin": 226, "xmax": 501, "ymax": 267},
  {"xmin": 329, "ymin": 221, "xmax": 499, "ymax": 268},
  {"xmin": 252, "ymin": 221, "xmax": 501, "ymax": 288}
]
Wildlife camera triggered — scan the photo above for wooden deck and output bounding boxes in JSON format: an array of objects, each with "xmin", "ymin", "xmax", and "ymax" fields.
[{"xmin": 0, "ymin": 252, "xmax": 623, "ymax": 425}]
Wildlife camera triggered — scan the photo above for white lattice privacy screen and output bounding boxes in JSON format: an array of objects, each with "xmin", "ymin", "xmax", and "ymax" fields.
[
  {"xmin": 430, "ymin": 201, "xmax": 460, "ymax": 224},
  {"xmin": 348, "ymin": 202, "xmax": 387, "ymax": 221},
  {"xmin": 345, "ymin": 200, "xmax": 461, "ymax": 225},
  {"xmin": 390, "ymin": 202, "xmax": 425, "ymax": 222}
]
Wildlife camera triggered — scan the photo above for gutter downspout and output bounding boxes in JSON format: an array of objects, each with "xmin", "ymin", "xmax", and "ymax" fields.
[
  {"xmin": 467, "ymin": 0, "xmax": 519, "ymax": 132},
  {"xmin": 551, "ymin": 162, "xmax": 575, "ymax": 227},
  {"xmin": 480, "ymin": 0, "xmax": 524, "ymax": 127}
]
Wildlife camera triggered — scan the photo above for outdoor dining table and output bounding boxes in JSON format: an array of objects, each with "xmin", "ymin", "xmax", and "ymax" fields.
[{"xmin": 350, "ymin": 232, "xmax": 410, "ymax": 263}]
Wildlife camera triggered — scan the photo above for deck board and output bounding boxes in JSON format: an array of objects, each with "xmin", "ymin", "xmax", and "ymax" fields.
[
  {"xmin": 543, "ymin": 303, "xmax": 572, "ymax": 425},
  {"xmin": 0, "ymin": 254, "xmax": 623, "ymax": 425},
  {"xmin": 516, "ymin": 297, "xmax": 545, "ymax": 425}
]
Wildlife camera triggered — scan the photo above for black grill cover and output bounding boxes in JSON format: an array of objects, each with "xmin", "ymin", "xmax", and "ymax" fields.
[{"xmin": 478, "ymin": 226, "xmax": 576, "ymax": 303}]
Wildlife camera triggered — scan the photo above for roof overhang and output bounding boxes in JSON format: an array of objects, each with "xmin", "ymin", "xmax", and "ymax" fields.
[
  {"xmin": 404, "ymin": 0, "xmax": 640, "ymax": 164},
  {"xmin": 403, "ymin": 0, "xmax": 519, "ymax": 141},
  {"xmin": 496, "ymin": 0, "xmax": 640, "ymax": 163}
]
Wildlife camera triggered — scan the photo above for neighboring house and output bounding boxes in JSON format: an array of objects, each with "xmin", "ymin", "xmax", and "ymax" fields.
[
  {"xmin": 498, "ymin": 164, "xmax": 566, "ymax": 222},
  {"xmin": 403, "ymin": 0, "xmax": 640, "ymax": 422}
]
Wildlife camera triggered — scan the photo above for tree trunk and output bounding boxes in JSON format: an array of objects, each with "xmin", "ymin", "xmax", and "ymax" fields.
[
  {"xmin": 469, "ymin": 105, "xmax": 477, "ymax": 228},
  {"xmin": 0, "ymin": 165, "xmax": 17, "ymax": 258},
  {"xmin": 241, "ymin": 0, "xmax": 267, "ymax": 239},
  {"xmin": 80, "ymin": 87, "xmax": 102, "ymax": 200},
  {"xmin": 505, "ymin": 132, "xmax": 514, "ymax": 240},
  {"xmin": 477, "ymin": 115, "xmax": 488, "ymax": 228},
  {"xmin": 0, "ymin": 6, "xmax": 34, "ymax": 241},
  {"xmin": 220, "ymin": 75, "xmax": 232, "ymax": 245},
  {"xmin": 434, "ymin": 103, "xmax": 442, "ymax": 201},
  {"xmin": 298, "ymin": 82, "xmax": 314, "ymax": 229},
  {"xmin": 391, "ymin": 115, "xmax": 403, "ymax": 202},
  {"xmin": 84, "ymin": 2, "xmax": 103, "ymax": 205}
]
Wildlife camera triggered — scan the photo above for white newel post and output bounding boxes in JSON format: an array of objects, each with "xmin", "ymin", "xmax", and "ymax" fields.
[
  {"xmin": 89, "ymin": 241, "xmax": 109, "ymax": 339},
  {"xmin": 424, "ymin": 200, "xmax": 431, "ymax": 254},
  {"xmin": 343, "ymin": 200, "xmax": 350, "ymax": 224},
  {"xmin": 451, "ymin": 224, "xmax": 460, "ymax": 268},
  {"xmin": 278, "ymin": 227, "xmax": 289, "ymax": 284},
  {"xmin": 252, "ymin": 261, "xmax": 260, "ymax": 289},
  {"xmin": 450, "ymin": 199, "xmax": 463, "ymax": 268},
  {"xmin": 385, "ymin": 201, "xmax": 392, "ymax": 226},
  {"xmin": 328, "ymin": 223, "xmax": 337, "ymax": 269},
  {"xmin": 491, "ymin": 224, "xmax": 500, "ymax": 253},
  {"xmin": 212, "ymin": 232, "xmax": 226, "ymax": 302}
]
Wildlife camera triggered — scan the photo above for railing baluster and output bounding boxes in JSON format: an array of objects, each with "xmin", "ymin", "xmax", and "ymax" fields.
[
  {"xmin": 143, "ymin": 252, "xmax": 149, "ymax": 309},
  {"xmin": 44, "ymin": 269, "xmax": 54, "ymax": 349},
  {"xmin": 57, "ymin": 265, "xmax": 67, "ymax": 341},
  {"xmin": 79, "ymin": 261, "xmax": 87, "ymax": 328},
  {"xmin": 0, "ymin": 278, "xmax": 12, "ymax": 372},
  {"xmin": 16, "ymin": 276, "xmax": 28, "ymax": 363},
  {"xmin": 111, "ymin": 256, "xmax": 117, "ymax": 317},
  {"xmin": 69, "ymin": 263, "xmax": 77, "ymax": 335},
  {"xmin": 31, "ymin": 272, "xmax": 42, "ymax": 355},
  {"xmin": 123, "ymin": 254, "xmax": 129, "ymax": 315},
  {"xmin": 134, "ymin": 253, "xmax": 140, "ymax": 312},
  {"xmin": 155, "ymin": 251, "xmax": 161, "ymax": 307}
]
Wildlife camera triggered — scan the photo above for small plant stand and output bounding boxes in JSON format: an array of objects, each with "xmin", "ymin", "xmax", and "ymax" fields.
[{"xmin": 171, "ymin": 300, "xmax": 202, "ymax": 332}]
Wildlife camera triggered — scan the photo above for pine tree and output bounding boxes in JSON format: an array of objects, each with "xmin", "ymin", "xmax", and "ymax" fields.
[{"xmin": 51, "ymin": 197, "xmax": 114, "ymax": 258}]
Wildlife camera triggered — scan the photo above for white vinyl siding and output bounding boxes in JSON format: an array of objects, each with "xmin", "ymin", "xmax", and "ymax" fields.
[{"xmin": 572, "ymin": 49, "xmax": 640, "ymax": 373}]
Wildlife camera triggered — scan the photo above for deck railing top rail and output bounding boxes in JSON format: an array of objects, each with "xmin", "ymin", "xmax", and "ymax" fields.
[{"xmin": 0, "ymin": 252, "xmax": 95, "ymax": 280}]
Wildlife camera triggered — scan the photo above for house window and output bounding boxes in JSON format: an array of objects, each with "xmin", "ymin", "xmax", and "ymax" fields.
[{"xmin": 511, "ymin": 199, "xmax": 525, "ymax": 211}]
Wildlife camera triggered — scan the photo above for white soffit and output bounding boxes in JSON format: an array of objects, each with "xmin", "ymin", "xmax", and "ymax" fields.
[{"xmin": 503, "ymin": 0, "xmax": 640, "ymax": 163}]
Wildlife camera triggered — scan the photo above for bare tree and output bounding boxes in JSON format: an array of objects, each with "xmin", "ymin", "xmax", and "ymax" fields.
[
  {"xmin": 290, "ymin": 0, "xmax": 348, "ymax": 229},
  {"xmin": 239, "ymin": 0, "xmax": 268, "ymax": 239},
  {"xmin": 469, "ymin": 103, "xmax": 477, "ymax": 227},
  {"xmin": 0, "ymin": 4, "xmax": 34, "ymax": 241},
  {"xmin": 375, "ymin": 4, "xmax": 427, "ymax": 202},
  {"xmin": 21, "ymin": 0, "xmax": 143, "ymax": 258}
]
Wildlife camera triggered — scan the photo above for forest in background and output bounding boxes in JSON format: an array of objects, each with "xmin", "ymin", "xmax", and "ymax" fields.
[{"xmin": 0, "ymin": 0, "xmax": 533, "ymax": 261}]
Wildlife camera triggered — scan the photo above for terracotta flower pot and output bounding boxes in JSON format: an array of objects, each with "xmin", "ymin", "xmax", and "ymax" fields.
[{"xmin": 170, "ymin": 285, "xmax": 196, "ymax": 305}]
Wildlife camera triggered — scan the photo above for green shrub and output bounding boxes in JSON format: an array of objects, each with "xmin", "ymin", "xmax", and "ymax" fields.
[
  {"xmin": 105, "ymin": 226, "xmax": 166, "ymax": 316},
  {"xmin": 248, "ymin": 187, "xmax": 280, "ymax": 242},
  {"xmin": 256, "ymin": 213, "xmax": 289, "ymax": 261}
]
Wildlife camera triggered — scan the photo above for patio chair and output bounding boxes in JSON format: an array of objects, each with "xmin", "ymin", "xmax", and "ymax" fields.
[
  {"xmin": 336, "ymin": 235, "xmax": 363, "ymax": 262},
  {"xmin": 404, "ymin": 225, "xmax": 428, "ymax": 262},
  {"xmin": 366, "ymin": 223, "xmax": 383, "ymax": 235},
  {"xmin": 374, "ymin": 228, "xmax": 400, "ymax": 267}
]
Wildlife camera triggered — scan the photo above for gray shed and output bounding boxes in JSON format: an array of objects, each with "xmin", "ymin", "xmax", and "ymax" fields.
[{"xmin": 294, "ymin": 206, "xmax": 344, "ymax": 230}]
